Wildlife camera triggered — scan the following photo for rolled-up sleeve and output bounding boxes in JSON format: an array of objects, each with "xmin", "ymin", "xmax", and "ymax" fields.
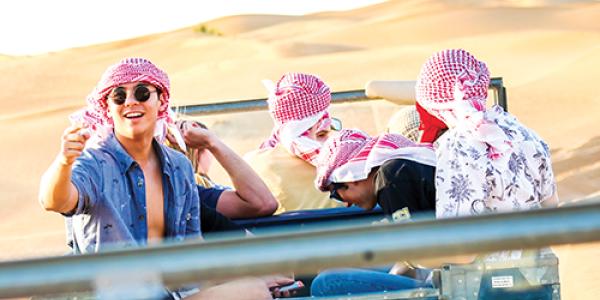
[
  {"xmin": 68, "ymin": 154, "xmax": 101, "ymax": 216},
  {"xmin": 197, "ymin": 185, "xmax": 225, "ymax": 210}
]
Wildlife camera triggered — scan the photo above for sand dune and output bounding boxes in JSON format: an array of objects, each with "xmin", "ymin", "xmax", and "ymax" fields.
[
  {"xmin": 242, "ymin": 18, "xmax": 356, "ymax": 43},
  {"xmin": 314, "ymin": 0, "xmax": 447, "ymax": 20},
  {"xmin": 271, "ymin": 41, "xmax": 363, "ymax": 57},
  {"xmin": 204, "ymin": 14, "xmax": 301, "ymax": 35},
  {"xmin": 482, "ymin": 0, "xmax": 597, "ymax": 7},
  {"xmin": 0, "ymin": 0, "xmax": 598, "ymax": 298},
  {"xmin": 306, "ymin": 5, "xmax": 599, "ymax": 48}
]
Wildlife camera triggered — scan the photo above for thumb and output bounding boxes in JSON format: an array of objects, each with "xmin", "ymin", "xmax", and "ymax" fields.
[{"xmin": 79, "ymin": 127, "xmax": 91, "ymax": 141}]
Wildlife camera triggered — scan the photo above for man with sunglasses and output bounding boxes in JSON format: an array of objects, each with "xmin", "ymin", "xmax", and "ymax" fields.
[
  {"xmin": 310, "ymin": 128, "xmax": 437, "ymax": 296},
  {"xmin": 244, "ymin": 72, "xmax": 345, "ymax": 214},
  {"xmin": 38, "ymin": 58, "xmax": 282, "ymax": 299},
  {"xmin": 315, "ymin": 128, "xmax": 437, "ymax": 216},
  {"xmin": 40, "ymin": 57, "xmax": 189, "ymax": 249}
]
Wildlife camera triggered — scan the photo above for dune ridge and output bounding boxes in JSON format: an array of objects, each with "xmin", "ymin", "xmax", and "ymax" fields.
[
  {"xmin": 203, "ymin": 14, "xmax": 301, "ymax": 35},
  {"xmin": 0, "ymin": 1, "xmax": 598, "ymax": 298}
]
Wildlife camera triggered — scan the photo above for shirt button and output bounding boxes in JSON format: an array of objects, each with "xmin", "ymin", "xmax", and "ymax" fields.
[
  {"xmin": 186, "ymin": 213, "xmax": 192, "ymax": 221},
  {"xmin": 137, "ymin": 178, "xmax": 144, "ymax": 187}
]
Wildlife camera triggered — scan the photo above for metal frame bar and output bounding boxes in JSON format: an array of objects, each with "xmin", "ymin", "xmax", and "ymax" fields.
[
  {"xmin": 1, "ymin": 202, "xmax": 598, "ymax": 298},
  {"xmin": 490, "ymin": 77, "xmax": 507, "ymax": 111},
  {"xmin": 0, "ymin": 77, "xmax": 517, "ymax": 298},
  {"xmin": 173, "ymin": 77, "xmax": 508, "ymax": 116},
  {"xmin": 173, "ymin": 89, "xmax": 369, "ymax": 116}
]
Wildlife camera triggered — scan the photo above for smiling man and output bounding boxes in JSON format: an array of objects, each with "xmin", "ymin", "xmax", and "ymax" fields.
[
  {"xmin": 39, "ymin": 57, "xmax": 199, "ymax": 249},
  {"xmin": 38, "ymin": 58, "xmax": 280, "ymax": 299}
]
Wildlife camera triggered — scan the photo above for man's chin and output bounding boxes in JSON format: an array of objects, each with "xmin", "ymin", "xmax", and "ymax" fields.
[
  {"xmin": 117, "ymin": 122, "xmax": 154, "ymax": 132},
  {"xmin": 358, "ymin": 203, "xmax": 376, "ymax": 210},
  {"xmin": 115, "ymin": 128, "xmax": 153, "ymax": 140}
]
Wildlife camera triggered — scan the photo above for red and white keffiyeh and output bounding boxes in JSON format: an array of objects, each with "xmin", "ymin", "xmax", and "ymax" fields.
[
  {"xmin": 259, "ymin": 72, "xmax": 332, "ymax": 165},
  {"xmin": 315, "ymin": 129, "xmax": 436, "ymax": 191},
  {"xmin": 69, "ymin": 57, "xmax": 185, "ymax": 149},
  {"xmin": 414, "ymin": 49, "xmax": 557, "ymax": 218},
  {"xmin": 415, "ymin": 49, "xmax": 512, "ymax": 159}
]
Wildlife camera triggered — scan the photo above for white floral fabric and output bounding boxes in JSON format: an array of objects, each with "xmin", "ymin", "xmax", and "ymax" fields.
[{"xmin": 434, "ymin": 105, "xmax": 556, "ymax": 218}]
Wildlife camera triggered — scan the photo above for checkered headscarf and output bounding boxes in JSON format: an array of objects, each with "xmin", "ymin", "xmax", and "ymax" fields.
[
  {"xmin": 69, "ymin": 57, "xmax": 184, "ymax": 149},
  {"xmin": 415, "ymin": 49, "xmax": 511, "ymax": 159},
  {"xmin": 416, "ymin": 49, "xmax": 490, "ymax": 126},
  {"xmin": 260, "ymin": 73, "xmax": 332, "ymax": 165},
  {"xmin": 315, "ymin": 129, "xmax": 436, "ymax": 191},
  {"xmin": 267, "ymin": 72, "xmax": 331, "ymax": 125},
  {"xmin": 387, "ymin": 105, "xmax": 421, "ymax": 142}
]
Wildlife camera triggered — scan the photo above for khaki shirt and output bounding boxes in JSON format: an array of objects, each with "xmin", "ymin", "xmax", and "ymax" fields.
[{"xmin": 244, "ymin": 145, "xmax": 342, "ymax": 214}]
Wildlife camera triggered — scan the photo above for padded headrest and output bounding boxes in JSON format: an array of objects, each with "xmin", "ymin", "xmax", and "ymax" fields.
[{"xmin": 365, "ymin": 80, "xmax": 416, "ymax": 105}]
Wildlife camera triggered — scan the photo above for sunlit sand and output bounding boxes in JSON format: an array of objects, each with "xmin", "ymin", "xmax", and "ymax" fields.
[{"xmin": 0, "ymin": 1, "xmax": 598, "ymax": 298}]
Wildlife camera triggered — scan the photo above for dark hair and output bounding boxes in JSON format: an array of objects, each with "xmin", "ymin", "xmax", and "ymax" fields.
[{"xmin": 195, "ymin": 121, "xmax": 207, "ymax": 130}]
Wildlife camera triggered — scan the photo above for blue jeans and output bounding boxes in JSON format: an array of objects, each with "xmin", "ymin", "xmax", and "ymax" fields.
[{"xmin": 310, "ymin": 268, "xmax": 431, "ymax": 296}]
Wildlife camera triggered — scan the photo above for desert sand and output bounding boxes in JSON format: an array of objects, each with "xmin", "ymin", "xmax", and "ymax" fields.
[{"xmin": 0, "ymin": 0, "xmax": 598, "ymax": 298}]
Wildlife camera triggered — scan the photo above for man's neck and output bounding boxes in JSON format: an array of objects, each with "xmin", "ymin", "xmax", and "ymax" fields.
[{"xmin": 115, "ymin": 132, "xmax": 156, "ymax": 164}]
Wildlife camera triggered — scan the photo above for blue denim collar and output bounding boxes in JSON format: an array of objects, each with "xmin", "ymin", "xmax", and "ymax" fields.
[{"xmin": 104, "ymin": 133, "xmax": 173, "ymax": 175}]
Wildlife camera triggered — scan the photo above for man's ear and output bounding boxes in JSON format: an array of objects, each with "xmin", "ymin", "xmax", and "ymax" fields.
[
  {"xmin": 158, "ymin": 93, "xmax": 168, "ymax": 112},
  {"xmin": 106, "ymin": 102, "xmax": 113, "ymax": 117}
]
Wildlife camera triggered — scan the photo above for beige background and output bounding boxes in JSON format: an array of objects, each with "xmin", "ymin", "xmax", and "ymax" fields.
[{"xmin": 0, "ymin": 1, "xmax": 599, "ymax": 298}]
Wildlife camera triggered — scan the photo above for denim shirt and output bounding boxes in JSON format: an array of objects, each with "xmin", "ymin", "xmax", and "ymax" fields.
[{"xmin": 68, "ymin": 133, "xmax": 200, "ymax": 254}]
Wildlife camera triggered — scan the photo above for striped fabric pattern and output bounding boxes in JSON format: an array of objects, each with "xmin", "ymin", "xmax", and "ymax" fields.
[
  {"xmin": 387, "ymin": 105, "xmax": 421, "ymax": 142},
  {"xmin": 415, "ymin": 49, "xmax": 512, "ymax": 160},
  {"xmin": 70, "ymin": 58, "xmax": 171, "ymax": 130},
  {"xmin": 69, "ymin": 57, "xmax": 185, "ymax": 149},
  {"xmin": 315, "ymin": 129, "xmax": 436, "ymax": 191},
  {"xmin": 415, "ymin": 48, "xmax": 490, "ymax": 128},
  {"xmin": 260, "ymin": 73, "xmax": 333, "ymax": 165},
  {"xmin": 268, "ymin": 72, "xmax": 331, "ymax": 125}
]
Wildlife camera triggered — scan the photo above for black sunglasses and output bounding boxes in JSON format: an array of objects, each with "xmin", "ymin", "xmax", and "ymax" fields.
[
  {"xmin": 329, "ymin": 182, "xmax": 347, "ymax": 203},
  {"xmin": 330, "ymin": 117, "xmax": 342, "ymax": 131},
  {"xmin": 108, "ymin": 84, "xmax": 159, "ymax": 105}
]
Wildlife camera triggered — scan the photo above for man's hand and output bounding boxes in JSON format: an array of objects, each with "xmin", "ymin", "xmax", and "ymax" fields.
[
  {"xmin": 191, "ymin": 277, "xmax": 273, "ymax": 300},
  {"xmin": 59, "ymin": 125, "xmax": 90, "ymax": 166},
  {"xmin": 179, "ymin": 120, "xmax": 216, "ymax": 151},
  {"xmin": 39, "ymin": 124, "xmax": 89, "ymax": 213},
  {"xmin": 175, "ymin": 119, "xmax": 278, "ymax": 218},
  {"xmin": 261, "ymin": 274, "xmax": 297, "ymax": 298}
]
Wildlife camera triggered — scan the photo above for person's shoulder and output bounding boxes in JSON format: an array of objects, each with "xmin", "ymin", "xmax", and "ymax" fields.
[
  {"xmin": 84, "ymin": 137, "xmax": 111, "ymax": 154},
  {"xmin": 76, "ymin": 140, "xmax": 109, "ymax": 165},
  {"xmin": 381, "ymin": 158, "xmax": 431, "ymax": 170},
  {"xmin": 161, "ymin": 144, "xmax": 193, "ymax": 169},
  {"xmin": 380, "ymin": 158, "xmax": 404, "ymax": 171},
  {"xmin": 492, "ymin": 108, "xmax": 551, "ymax": 155},
  {"xmin": 376, "ymin": 159, "xmax": 406, "ymax": 182},
  {"xmin": 84, "ymin": 135, "xmax": 127, "ymax": 162},
  {"xmin": 161, "ymin": 143, "xmax": 185, "ymax": 157},
  {"xmin": 378, "ymin": 158, "xmax": 435, "ymax": 180}
]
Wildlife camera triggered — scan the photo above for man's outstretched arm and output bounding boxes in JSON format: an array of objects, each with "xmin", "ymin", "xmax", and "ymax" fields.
[{"xmin": 39, "ymin": 125, "xmax": 89, "ymax": 213}]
